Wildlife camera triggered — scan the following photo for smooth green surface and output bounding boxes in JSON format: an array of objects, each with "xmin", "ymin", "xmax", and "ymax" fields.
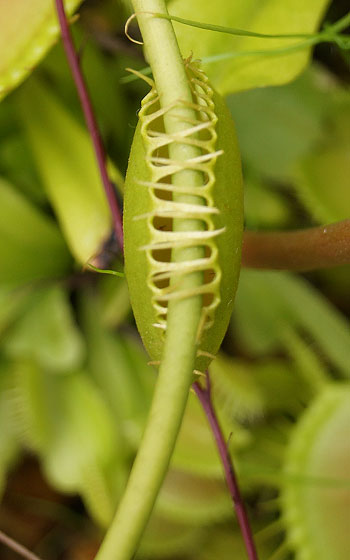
[
  {"xmin": 234, "ymin": 270, "xmax": 350, "ymax": 376},
  {"xmin": 168, "ymin": 0, "xmax": 330, "ymax": 94},
  {"xmin": 17, "ymin": 78, "xmax": 113, "ymax": 264},
  {"xmin": 0, "ymin": 0, "xmax": 82, "ymax": 101},
  {"xmin": 124, "ymin": 89, "xmax": 243, "ymax": 370},
  {"xmin": 0, "ymin": 177, "xmax": 71, "ymax": 286},
  {"xmin": 4, "ymin": 286, "xmax": 85, "ymax": 373},
  {"xmin": 294, "ymin": 120, "xmax": 350, "ymax": 222}
]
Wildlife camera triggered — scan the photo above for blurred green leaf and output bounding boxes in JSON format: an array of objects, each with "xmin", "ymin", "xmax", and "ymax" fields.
[
  {"xmin": 4, "ymin": 286, "xmax": 85, "ymax": 373},
  {"xmin": 171, "ymin": 389, "xmax": 251, "ymax": 478},
  {"xmin": 211, "ymin": 353, "xmax": 307, "ymax": 419},
  {"xmin": 80, "ymin": 289, "xmax": 152, "ymax": 449},
  {"xmin": 233, "ymin": 270, "xmax": 350, "ymax": 376},
  {"xmin": 16, "ymin": 77, "xmax": 118, "ymax": 264},
  {"xmin": 281, "ymin": 326, "xmax": 329, "ymax": 392},
  {"xmin": 168, "ymin": 0, "xmax": 330, "ymax": 94},
  {"xmin": 9, "ymin": 360, "xmax": 53, "ymax": 451},
  {"xmin": 42, "ymin": 371, "xmax": 125, "ymax": 527},
  {"xmin": 196, "ymin": 525, "xmax": 272, "ymax": 560},
  {"xmin": 0, "ymin": 133, "xmax": 45, "ymax": 204},
  {"xmin": 99, "ymin": 274, "xmax": 131, "ymax": 328},
  {"xmin": 0, "ymin": 0, "xmax": 82, "ymax": 102},
  {"xmin": 0, "ymin": 177, "xmax": 71, "ymax": 286},
  {"xmin": 172, "ymin": 391, "xmax": 223, "ymax": 477},
  {"xmin": 293, "ymin": 105, "xmax": 350, "ymax": 222},
  {"xmin": 0, "ymin": 362, "xmax": 20, "ymax": 497},
  {"xmin": 243, "ymin": 176, "xmax": 292, "ymax": 229},
  {"xmin": 227, "ymin": 66, "xmax": 334, "ymax": 181},
  {"xmin": 0, "ymin": 285, "xmax": 34, "ymax": 337},
  {"xmin": 211, "ymin": 353, "xmax": 265, "ymax": 421},
  {"xmin": 155, "ymin": 468, "xmax": 232, "ymax": 524},
  {"xmin": 137, "ymin": 514, "xmax": 204, "ymax": 559},
  {"xmin": 41, "ymin": 33, "xmax": 129, "ymax": 152}
]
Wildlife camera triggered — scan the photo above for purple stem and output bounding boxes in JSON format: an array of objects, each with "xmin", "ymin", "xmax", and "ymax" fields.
[
  {"xmin": 54, "ymin": 0, "xmax": 124, "ymax": 252},
  {"xmin": 193, "ymin": 372, "xmax": 259, "ymax": 560},
  {"xmin": 0, "ymin": 529, "xmax": 43, "ymax": 560}
]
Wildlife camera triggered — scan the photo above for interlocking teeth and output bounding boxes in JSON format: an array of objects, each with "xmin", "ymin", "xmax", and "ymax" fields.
[{"xmin": 137, "ymin": 60, "xmax": 223, "ymax": 340}]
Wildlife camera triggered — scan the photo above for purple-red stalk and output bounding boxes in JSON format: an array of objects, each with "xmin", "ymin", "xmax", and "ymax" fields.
[
  {"xmin": 0, "ymin": 529, "xmax": 43, "ymax": 560},
  {"xmin": 193, "ymin": 372, "xmax": 259, "ymax": 560},
  {"xmin": 54, "ymin": 0, "xmax": 124, "ymax": 251}
]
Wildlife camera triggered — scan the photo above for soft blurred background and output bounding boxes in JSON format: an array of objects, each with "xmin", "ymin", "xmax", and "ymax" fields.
[{"xmin": 0, "ymin": 0, "xmax": 349, "ymax": 559}]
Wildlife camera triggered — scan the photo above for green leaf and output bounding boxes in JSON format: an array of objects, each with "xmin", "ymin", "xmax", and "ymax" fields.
[
  {"xmin": 293, "ymin": 106, "xmax": 350, "ymax": 222},
  {"xmin": 138, "ymin": 514, "xmax": 204, "ymax": 559},
  {"xmin": 99, "ymin": 274, "xmax": 131, "ymax": 329},
  {"xmin": 227, "ymin": 66, "xmax": 333, "ymax": 181},
  {"xmin": 0, "ymin": 0, "xmax": 82, "ymax": 102},
  {"xmin": 155, "ymin": 468, "xmax": 232, "ymax": 524},
  {"xmin": 80, "ymin": 290, "xmax": 153, "ymax": 450},
  {"xmin": 41, "ymin": 33, "xmax": 129, "ymax": 151},
  {"xmin": 168, "ymin": 0, "xmax": 330, "ymax": 93},
  {"xmin": 243, "ymin": 176, "xmax": 292, "ymax": 229},
  {"xmin": 9, "ymin": 360, "xmax": 52, "ymax": 451},
  {"xmin": 210, "ymin": 353, "xmax": 265, "ymax": 420},
  {"xmin": 171, "ymin": 389, "xmax": 250, "ymax": 478},
  {"xmin": 196, "ymin": 525, "xmax": 272, "ymax": 560},
  {"xmin": 16, "ymin": 77, "xmax": 115, "ymax": 264},
  {"xmin": 0, "ymin": 363, "xmax": 20, "ymax": 497},
  {"xmin": 42, "ymin": 372, "xmax": 125, "ymax": 527},
  {"xmin": 233, "ymin": 270, "xmax": 350, "ymax": 376},
  {"xmin": 0, "ymin": 177, "xmax": 71, "ymax": 286},
  {"xmin": 0, "ymin": 132, "xmax": 45, "ymax": 205},
  {"xmin": 4, "ymin": 286, "xmax": 85, "ymax": 373},
  {"xmin": 0, "ymin": 285, "xmax": 34, "ymax": 337},
  {"xmin": 211, "ymin": 353, "xmax": 307, "ymax": 418}
]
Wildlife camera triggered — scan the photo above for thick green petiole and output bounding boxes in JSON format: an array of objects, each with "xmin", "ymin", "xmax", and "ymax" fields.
[{"xmin": 95, "ymin": 1, "xmax": 207, "ymax": 558}]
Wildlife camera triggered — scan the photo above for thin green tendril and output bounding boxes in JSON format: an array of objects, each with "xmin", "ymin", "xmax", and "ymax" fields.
[
  {"xmin": 121, "ymin": 11, "xmax": 350, "ymax": 83},
  {"xmin": 86, "ymin": 263, "xmax": 124, "ymax": 277}
]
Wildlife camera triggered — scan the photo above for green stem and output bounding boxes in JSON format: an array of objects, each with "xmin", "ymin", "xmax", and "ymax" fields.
[
  {"xmin": 153, "ymin": 12, "xmax": 319, "ymax": 40},
  {"xmin": 96, "ymin": 1, "xmax": 206, "ymax": 559}
]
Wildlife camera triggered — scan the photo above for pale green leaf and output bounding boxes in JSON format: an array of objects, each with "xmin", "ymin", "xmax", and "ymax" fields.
[
  {"xmin": 227, "ymin": 66, "xmax": 333, "ymax": 180},
  {"xmin": 168, "ymin": 0, "xmax": 330, "ymax": 93},
  {"xmin": 137, "ymin": 514, "xmax": 203, "ymax": 559},
  {"xmin": 233, "ymin": 270, "xmax": 350, "ymax": 376},
  {"xmin": 43, "ymin": 372, "xmax": 125, "ymax": 526},
  {"xmin": 4, "ymin": 286, "xmax": 85, "ymax": 373},
  {"xmin": 155, "ymin": 468, "xmax": 232, "ymax": 524},
  {"xmin": 16, "ymin": 77, "xmax": 115, "ymax": 264},
  {"xmin": 80, "ymin": 290, "xmax": 152, "ymax": 449},
  {"xmin": 0, "ymin": 177, "xmax": 71, "ymax": 286},
  {"xmin": 293, "ymin": 133, "xmax": 350, "ymax": 222},
  {"xmin": 0, "ymin": 364, "xmax": 21, "ymax": 497},
  {"xmin": 9, "ymin": 360, "xmax": 52, "ymax": 451},
  {"xmin": 0, "ymin": 0, "xmax": 82, "ymax": 101}
]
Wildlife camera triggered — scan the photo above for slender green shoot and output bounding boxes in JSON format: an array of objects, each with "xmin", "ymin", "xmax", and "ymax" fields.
[
  {"xmin": 120, "ymin": 11, "xmax": 350, "ymax": 83},
  {"xmin": 85, "ymin": 263, "xmax": 125, "ymax": 277}
]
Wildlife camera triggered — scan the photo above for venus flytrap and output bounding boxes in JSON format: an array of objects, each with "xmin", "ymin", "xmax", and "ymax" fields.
[
  {"xmin": 0, "ymin": 2, "xmax": 346, "ymax": 559},
  {"xmin": 96, "ymin": 1, "xmax": 243, "ymax": 558},
  {"xmin": 281, "ymin": 385, "xmax": 350, "ymax": 560}
]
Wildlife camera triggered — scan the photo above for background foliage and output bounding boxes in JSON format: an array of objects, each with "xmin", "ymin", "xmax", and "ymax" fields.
[{"xmin": 0, "ymin": 0, "xmax": 349, "ymax": 558}]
